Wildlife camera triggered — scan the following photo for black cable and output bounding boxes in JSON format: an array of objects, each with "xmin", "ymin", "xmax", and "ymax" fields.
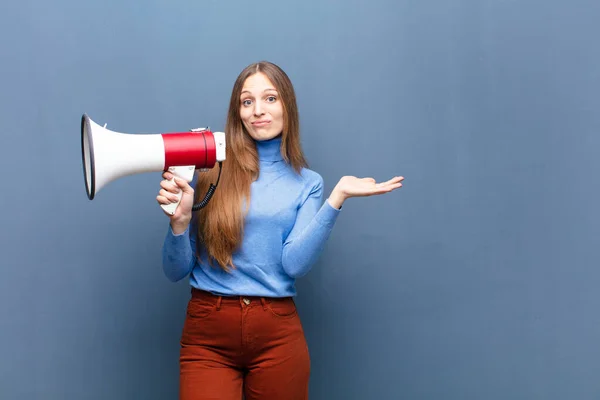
[{"xmin": 192, "ymin": 161, "xmax": 222, "ymax": 211}]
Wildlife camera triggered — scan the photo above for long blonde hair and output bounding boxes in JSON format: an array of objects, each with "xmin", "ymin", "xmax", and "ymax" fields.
[{"xmin": 193, "ymin": 61, "xmax": 308, "ymax": 270}]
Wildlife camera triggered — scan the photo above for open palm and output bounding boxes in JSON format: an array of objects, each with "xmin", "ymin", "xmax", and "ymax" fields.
[{"xmin": 337, "ymin": 175, "xmax": 404, "ymax": 198}]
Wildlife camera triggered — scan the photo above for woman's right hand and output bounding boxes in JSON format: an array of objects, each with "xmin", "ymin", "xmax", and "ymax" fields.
[{"xmin": 157, "ymin": 171, "xmax": 195, "ymax": 234}]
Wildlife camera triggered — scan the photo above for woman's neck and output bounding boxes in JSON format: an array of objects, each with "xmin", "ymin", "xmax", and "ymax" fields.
[{"xmin": 255, "ymin": 136, "xmax": 283, "ymax": 162}]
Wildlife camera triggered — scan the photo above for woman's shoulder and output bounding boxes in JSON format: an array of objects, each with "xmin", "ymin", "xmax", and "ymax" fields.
[{"xmin": 297, "ymin": 167, "xmax": 324, "ymax": 190}]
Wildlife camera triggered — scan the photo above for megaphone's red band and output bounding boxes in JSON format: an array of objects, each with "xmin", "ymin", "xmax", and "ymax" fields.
[{"xmin": 162, "ymin": 131, "xmax": 217, "ymax": 170}]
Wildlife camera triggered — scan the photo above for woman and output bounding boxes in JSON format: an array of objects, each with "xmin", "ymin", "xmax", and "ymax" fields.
[{"xmin": 157, "ymin": 61, "xmax": 403, "ymax": 400}]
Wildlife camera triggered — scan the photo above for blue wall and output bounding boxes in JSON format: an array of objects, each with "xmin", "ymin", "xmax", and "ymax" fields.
[{"xmin": 2, "ymin": 0, "xmax": 599, "ymax": 399}]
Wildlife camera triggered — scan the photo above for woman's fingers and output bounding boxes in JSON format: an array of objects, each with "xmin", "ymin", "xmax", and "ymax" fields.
[
  {"xmin": 372, "ymin": 176, "xmax": 404, "ymax": 194},
  {"xmin": 158, "ymin": 188, "xmax": 180, "ymax": 203},
  {"xmin": 160, "ymin": 178, "xmax": 182, "ymax": 194},
  {"xmin": 381, "ymin": 176, "xmax": 404, "ymax": 185},
  {"xmin": 161, "ymin": 172, "xmax": 188, "ymax": 192},
  {"xmin": 156, "ymin": 195, "xmax": 170, "ymax": 205},
  {"xmin": 173, "ymin": 177, "xmax": 193, "ymax": 193},
  {"xmin": 375, "ymin": 176, "xmax": 403, "ymax": 187}
]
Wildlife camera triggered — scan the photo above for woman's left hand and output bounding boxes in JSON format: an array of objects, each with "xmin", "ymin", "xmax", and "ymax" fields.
[{"xmin": 327, "ymin": 175, "xmax": 404, "ymax": 209}]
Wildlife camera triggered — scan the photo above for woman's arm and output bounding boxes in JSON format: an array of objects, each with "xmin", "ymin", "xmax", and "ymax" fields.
[
  {"xmin": 162, "ymin": 224, "xmax": 196, "ymax": 282},
  {"xmin": 282, "ymin": 176, "xmax": 340, "ymax": 278},
  {"xmin": 281, "ymin": 174, "xmax": 404, "ymax": 278},
  {"xmin": 157, "ymin": 171, "xmax": 197, "ymax": 282}
]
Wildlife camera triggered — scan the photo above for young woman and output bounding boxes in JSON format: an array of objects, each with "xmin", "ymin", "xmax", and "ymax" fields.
[{"xmin": 157, "ymin": 61, "xmax": 403, "ymax": 400}]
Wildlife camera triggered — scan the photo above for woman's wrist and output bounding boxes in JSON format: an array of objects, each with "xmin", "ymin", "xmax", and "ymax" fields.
[
  {"xmin": 327, "ymin": 186, "xmax": 347, "ymax": 210},
  {"xmin": 170, "ymin": 218, "xmax": 190, "ymax": 235}
]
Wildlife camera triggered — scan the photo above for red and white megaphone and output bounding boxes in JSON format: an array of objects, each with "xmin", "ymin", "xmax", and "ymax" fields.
[{"xmin": 80, "ymin": 113, "xmax": 226, "ymax": 215}]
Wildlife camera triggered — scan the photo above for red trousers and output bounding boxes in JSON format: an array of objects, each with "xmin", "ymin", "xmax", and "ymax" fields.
[{"xmin": 179, "ymin": 288, "xmax": 311, "ymax": 400}]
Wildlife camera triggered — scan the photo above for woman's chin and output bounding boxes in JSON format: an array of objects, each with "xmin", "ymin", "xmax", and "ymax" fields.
[{"xmin": 250, "ymin": 130, "xmax": 281, "ymax": 141}]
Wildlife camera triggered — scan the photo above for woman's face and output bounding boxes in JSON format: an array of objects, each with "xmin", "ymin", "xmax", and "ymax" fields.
[{"xmin": 239, "ymin": 72, "xmax": 284, "ymax": 141}]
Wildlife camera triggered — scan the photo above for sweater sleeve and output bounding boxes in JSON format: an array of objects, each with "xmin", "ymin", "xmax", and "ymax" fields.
[
  {"xmin": 282, "ymin": 175, "xmax": 341, "ymax": 278},
  {"xmin": 161, "ymin": 224, "xmax": 197, "ymax": 282}
]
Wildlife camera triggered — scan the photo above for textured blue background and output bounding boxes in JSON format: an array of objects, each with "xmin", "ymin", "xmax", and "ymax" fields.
[{"xmin": 1, "ymin": 0, "xmax": 599, "ymax": 398}]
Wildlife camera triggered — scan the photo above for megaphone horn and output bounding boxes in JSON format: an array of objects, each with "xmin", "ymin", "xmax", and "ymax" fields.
[{"xmin": 80, "ymin": 113, "xmax": 226, "ymax": 215}]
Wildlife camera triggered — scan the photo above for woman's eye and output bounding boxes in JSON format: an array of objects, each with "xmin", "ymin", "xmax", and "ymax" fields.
[
  {"xmin": 266, "ymin": 96, "xmax": 277, "ymax": 102},
  {"xmin": 242, "ymin": 99, "xmax": 252, "ymax": 106}
]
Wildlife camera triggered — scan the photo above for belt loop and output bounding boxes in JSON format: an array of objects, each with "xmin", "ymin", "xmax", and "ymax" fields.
[
  {"xmin": 216, "ymin": 296, "xmax": 222, "ymax": 311},
  {"xmin": 260, "ymin": 297, "xmax": 267, "ymax": 310}
]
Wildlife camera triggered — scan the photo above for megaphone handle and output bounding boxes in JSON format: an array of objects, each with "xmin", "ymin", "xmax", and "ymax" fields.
[
  {"xmin": 160, "ymin": 166, "xmax": 195, "ymax": 216},
  {"xmin": 160, "ymin": 180, "xmax": 182, "ymax": 216}
]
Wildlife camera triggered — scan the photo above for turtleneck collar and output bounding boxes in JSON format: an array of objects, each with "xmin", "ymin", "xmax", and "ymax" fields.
[{"xmin": 256, "ymin": 136, "xmax": 284, "ymax": 162}]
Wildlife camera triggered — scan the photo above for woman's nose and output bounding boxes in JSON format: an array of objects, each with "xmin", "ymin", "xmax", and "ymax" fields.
[{"xmin": 253, "ymin": 102, "xmax": 264, "ymax": 116}]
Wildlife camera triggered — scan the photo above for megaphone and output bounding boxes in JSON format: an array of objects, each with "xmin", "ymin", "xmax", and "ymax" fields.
[{"xmin": 81, "ymin": 113, "xmax": 226, "ymax": 215}]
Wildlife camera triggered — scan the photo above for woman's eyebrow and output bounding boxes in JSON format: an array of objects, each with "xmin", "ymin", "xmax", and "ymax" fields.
[{"xmin": 241, "ymin": 88, "xmax": 277, "ymax": 95}]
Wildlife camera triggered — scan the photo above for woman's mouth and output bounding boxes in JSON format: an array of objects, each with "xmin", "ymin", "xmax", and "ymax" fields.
[{"xmin": 252, "ymin": 120, "xmax": 271, "ymax": 127}]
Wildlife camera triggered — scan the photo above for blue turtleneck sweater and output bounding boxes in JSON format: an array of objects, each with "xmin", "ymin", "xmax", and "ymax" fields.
[{"xmin": 161, "ymin": 137, "xmax": 341, "ymax": 297}]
